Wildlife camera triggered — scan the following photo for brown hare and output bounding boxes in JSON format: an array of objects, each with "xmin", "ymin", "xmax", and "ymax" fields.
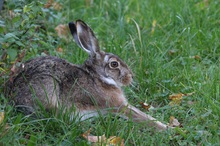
[{"xmin": 6, "ymin": 20, "xmax": 170, "ymax": 131}]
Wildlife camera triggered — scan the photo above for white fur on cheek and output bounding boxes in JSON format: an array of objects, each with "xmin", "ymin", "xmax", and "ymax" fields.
[{"xmin": 101, "ymin": 76, "xmax": 117, "ymax": 86}]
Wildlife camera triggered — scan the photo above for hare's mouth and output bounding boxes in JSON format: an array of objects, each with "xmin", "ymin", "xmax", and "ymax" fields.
[{"xmin": 120, "ymin": 74, "xmax": 133, "ymax": 86}]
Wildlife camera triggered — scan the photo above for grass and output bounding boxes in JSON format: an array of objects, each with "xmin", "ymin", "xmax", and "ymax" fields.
[{"xmin": 1, "ymin": 0, "xmax": 220, "ymax": 145}]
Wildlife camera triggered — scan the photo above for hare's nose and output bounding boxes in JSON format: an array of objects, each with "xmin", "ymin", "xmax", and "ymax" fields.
[
  {"xmin": 127, "ymin": 74, "xmax": 133, "ymax": 80},
  {"xmin": 129, "ymin": 73, "xmax": 134, "ymax": 79}
]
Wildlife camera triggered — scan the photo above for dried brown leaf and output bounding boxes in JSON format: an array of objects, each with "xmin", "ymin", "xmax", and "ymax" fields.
[
  {"xmin": 57, "ymin": 47, "xmax": 63, "ymax": 53},
  {"xmin": 53, "ymin": 2, "xmax": 62, "ymax": 10},
  {"xmin": 55, "ymin": 24, "xmax": 69, "ymax": 40},
  {"xmin": 44, "ymin": 0, "xmax": 53, "ymax": 8},
  {"xmin": 169, "ymin": 116, "xmax": 180, "ymax": 127},
  {"xmin": 190, "ymin": 55, "xmax": 201, "ymax": 61},
  {"xmin": 82, "ymin": 128, "xmax": 91, "ymax": 139},
  {"xmin": 44, "ymin": 0, "xmax": 62, "ymax": 10},
  {"xmin": 82, "ymin": 129, "xmax": 124, "ymax": 146},
  {"xmin": 107, "ymin": 136, "xmax": 124, "ymax": 146},
  {"xmin": 140, "ymin": 102, "xmax": 151, "ymax": 111}
]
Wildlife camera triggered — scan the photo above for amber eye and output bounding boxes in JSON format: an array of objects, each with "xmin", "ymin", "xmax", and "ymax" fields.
[{"xmin": 110, "ymin": 61, "xmax": 119, "ymax": 68}]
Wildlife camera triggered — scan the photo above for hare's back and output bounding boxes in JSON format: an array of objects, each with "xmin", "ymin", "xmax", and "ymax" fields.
[
  {"xmin": 19, "ymin": 56, "xmax": 75, "ymax": 78},
  {"xmin": 8, "ymin": 56, "xmax": 83, "ymax": 113}
]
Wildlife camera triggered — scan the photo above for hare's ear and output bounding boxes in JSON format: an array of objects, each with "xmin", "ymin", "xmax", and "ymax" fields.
[{"xmin": 69, "ymin": 20, "xmax": 100, "ymax": 57}]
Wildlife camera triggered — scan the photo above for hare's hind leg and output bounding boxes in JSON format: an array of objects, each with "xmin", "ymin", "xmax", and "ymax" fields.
[
  {"xmin": 30, "ymin": 76, "xmax": 60, "ymax": 111},
  {"xmin": 14, "ymin": 76, "xmax": 60, "ymax": 115}
]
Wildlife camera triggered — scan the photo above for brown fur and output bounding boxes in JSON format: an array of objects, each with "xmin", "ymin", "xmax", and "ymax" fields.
[{"xmin": 5, "ymin": 20, "xmax": 171, "ymax": 131}]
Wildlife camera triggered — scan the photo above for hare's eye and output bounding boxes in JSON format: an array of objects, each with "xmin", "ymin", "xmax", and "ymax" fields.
[{"xmin": 110, "ymin": 61, "xmax": 119, "ymax": 68}]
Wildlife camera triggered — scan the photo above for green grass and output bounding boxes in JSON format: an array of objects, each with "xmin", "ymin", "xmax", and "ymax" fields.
[{"xmin": 1, "ymin": 0, "xmax": 220, "ymax": 145}]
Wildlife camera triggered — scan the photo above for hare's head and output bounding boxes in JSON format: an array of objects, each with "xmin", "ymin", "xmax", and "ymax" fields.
[{"xmin": 69, "ymin": 20, "xmax": 133, "ymax": 87}]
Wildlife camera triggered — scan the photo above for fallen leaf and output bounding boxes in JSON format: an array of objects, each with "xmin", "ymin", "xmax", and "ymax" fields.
[
  {"xmin": 57, "ymin": 47, "xmax": 63, "ymax": 53},
  {"xmin": 169, "ymin": 93, "xmax": 183, "ymax": 106},
  {"xmin": 53, "ymin": 2, "xmax": 62, "ymax": 10},
  {"xmin": 55, "ymin": 24, "xmax": 69, "ymax": 40},
  {"xmin": 169, "ymin": 92, "xmax": 195, "ymax": 106},
  {"xmin": 44, "ymin": 0, "xmax": 62, "ymax": 10},
  {"xmin": 82, "ymin": 129, "xmax": 124, "ymax": 146},
  {"xmin": 107, "ymin": 136, "xmax": 124, "ymax": 146},
  {"xmin": 81, "ymin": 128, "xmax": 91, "ymax": 139},
  {"xmin": 44, "ymin": 0, "xmax": 53, "ymax": 8},
  {"xmin": 140, "ymin": 102, "xmax": 151, "ymax": 111},
  {"xmin": 82, "ymin": 129, "xmax": 106, "ymax": 143},
  {"xmin": 190, "ymin": 55, "xmax": 201, "ymax": 61},
  {"xmin": 169, "ymin": 93, "xmax": 183, "ymax": 100},
  {"xmin": 169, "ymin": 116, "xmax": 180, "ymax": 127}
]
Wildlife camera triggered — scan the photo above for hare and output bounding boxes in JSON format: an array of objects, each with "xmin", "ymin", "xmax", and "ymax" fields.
[{"xmin": 6, "ymin": 20, "xmax": 170, "ymax": 131}]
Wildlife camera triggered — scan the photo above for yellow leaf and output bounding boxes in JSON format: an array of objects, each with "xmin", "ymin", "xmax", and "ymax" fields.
[
  {"xmin": 169, "ymin": 92, "xmax": 195, "ymax": 106},
  {"xmin": 82, "ymin": 129, "xmax": 124, "ymax": 146},
  {"xmin": 169, "ymin": 93, "xmax": 183, "ymax": 106},
  {"xmin": 106, "ymin": 136, "xmax": 124, "ymax": 146}
]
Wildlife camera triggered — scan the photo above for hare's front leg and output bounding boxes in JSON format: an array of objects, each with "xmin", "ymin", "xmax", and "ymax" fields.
[{"xmin": 122, "ymin": 105, "xmax": 169, "ymax": 131}]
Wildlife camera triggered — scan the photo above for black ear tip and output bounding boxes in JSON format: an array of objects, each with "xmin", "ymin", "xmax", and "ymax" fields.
[{"xmin": 68, "ymin": 22, "xmax": 76, "ymax": 35}]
